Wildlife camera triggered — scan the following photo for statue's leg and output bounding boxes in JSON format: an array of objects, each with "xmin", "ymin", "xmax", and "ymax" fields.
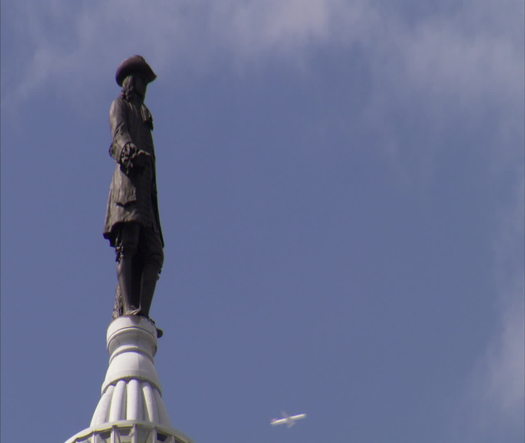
[
  {"xmin": 112, "ymin": 284, "xmax": 123, "ymax": 319},
  {"xmin": 139, "ymin": 227, "xmax": 164, "ymax": 318},
  {"xmin": 132, "ymin": 252, "xmax": 144, "ymax": 310},
  {"xmin": 116, "ymin": 223, "xmax": 141, "ymax": 316}
]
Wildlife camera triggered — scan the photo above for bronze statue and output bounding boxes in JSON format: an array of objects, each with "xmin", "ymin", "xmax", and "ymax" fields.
[{"xmin": 103, "ymin": 56, "xmax": 164, "ymax": 331}]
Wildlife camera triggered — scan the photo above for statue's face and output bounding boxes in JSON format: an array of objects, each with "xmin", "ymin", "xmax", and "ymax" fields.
[{"xmin": 134, "ymin": 75, "xmax": 147, "ymax": 98}]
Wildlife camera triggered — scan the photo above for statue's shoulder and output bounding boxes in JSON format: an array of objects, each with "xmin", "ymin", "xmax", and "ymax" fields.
[
  {"xmin": 110, "ymin": 96, "xmax": 126, "ymax": 108},
  {"xmin": 109, "ymin": 96, "xmax": 130, "ymax": 117}
]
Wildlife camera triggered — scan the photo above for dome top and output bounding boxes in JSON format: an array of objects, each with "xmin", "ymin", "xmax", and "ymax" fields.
[{"xmin": 66, "ymin": 316, "xmax": 192, "ymax": 443}]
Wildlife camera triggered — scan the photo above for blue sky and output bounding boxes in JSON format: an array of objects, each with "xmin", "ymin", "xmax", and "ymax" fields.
[{"xmin": 1, "ymin": 1, "xmax": 523, "ymax": 442}]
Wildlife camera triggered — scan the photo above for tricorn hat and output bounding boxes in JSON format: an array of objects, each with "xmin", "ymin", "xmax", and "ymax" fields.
[{"xmin": 115, "ymin": 55, "xmax": 157, "ymax": 86}]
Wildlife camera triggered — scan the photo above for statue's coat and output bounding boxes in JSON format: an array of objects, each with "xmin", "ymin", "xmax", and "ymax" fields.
[{"xmin": 103, "ymin": 96, "xmax": 163, "ymax": 247}]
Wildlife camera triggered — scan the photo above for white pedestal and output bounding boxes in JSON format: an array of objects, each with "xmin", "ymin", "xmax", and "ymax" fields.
[{"xmin": 65, "ymin": 316, "xmax": 192, "ymax": 443}]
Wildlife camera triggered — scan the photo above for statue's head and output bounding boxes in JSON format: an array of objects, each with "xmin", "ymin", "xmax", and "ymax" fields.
[
  {"xmin": 115, "ymin": 55, "xmax": 156, "ymax": 87},
  {"xmin": 121, "ymin": 75, "xmax": 147, "ymax": 102}
]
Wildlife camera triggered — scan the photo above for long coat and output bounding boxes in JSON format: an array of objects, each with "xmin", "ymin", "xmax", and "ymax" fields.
[{"xmin": 103, "ymin": 96, "xmax": 164, "ymax": 247}]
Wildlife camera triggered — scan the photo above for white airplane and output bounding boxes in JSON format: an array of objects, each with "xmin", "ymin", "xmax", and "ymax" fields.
[{"xmin": 270, "ymin": 412, "xmax": 307, "ymax": 428}]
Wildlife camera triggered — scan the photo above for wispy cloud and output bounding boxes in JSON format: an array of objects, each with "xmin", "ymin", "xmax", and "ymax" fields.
[
  {"xmin": 5, "ymin": 0, "xmax": 522, "ymax": 108},
  {"xmin": 455, "ymin": 187, "xmax": 524, "ymax": 441},
  {"xmin": 487, "ymin": 186, "xmax": 525, "ymax": 421}
]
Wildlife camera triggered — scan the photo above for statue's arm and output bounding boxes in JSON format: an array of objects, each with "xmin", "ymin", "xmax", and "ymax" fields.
[
  {"xmin": 109, "ymin": 98, "xmax": 134, "ymax": 163},
  {"xmin": 109, "ymin": 98, "xmax": 152, "ymax": 174}
]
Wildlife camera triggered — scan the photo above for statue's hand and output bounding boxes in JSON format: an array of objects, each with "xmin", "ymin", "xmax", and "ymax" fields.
[
  {"xmin": 126, "ymin": 142, "xmax": 139, "ymax": 152},
  {"xmin": 120, "ymin": 143, "xmax": 139, "ymax": 174}
]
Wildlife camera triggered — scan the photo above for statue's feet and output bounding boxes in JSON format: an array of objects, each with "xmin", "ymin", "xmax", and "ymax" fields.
[
  {"xmin": 137, "ymin": 313, "xmax": 164, "ymax": 338},
  {"xmin": 124, "ymin": 307, "xmax": 142, "ymax": 316}
]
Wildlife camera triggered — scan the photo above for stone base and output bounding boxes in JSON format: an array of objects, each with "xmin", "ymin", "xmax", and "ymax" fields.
[
  {"xmin": 65, "ymin": 317, "xmax": 192, "ymax": 443},
  {"xmin": 65, "ymin": 420, "xmax": 192, "ymax": 443}
]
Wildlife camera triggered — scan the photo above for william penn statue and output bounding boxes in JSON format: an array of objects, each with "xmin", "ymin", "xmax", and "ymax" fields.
[{"xmin": 103, "ymin": 55, "xmax": 164, "ymax": 329}]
